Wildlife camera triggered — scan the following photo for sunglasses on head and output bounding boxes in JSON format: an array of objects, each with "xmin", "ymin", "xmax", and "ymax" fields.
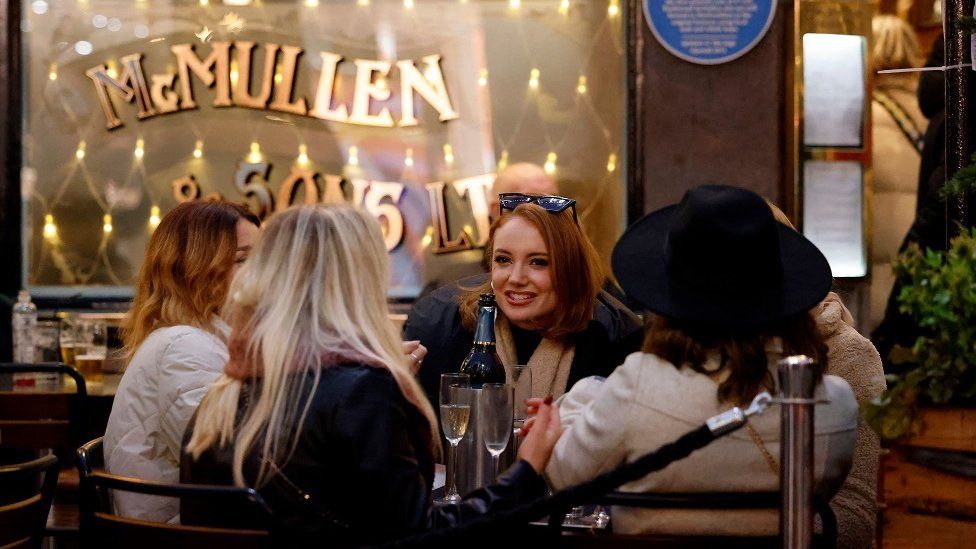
[{"xmin": 498, "ymin": 193, "xmax": 578, "ymax": 223}]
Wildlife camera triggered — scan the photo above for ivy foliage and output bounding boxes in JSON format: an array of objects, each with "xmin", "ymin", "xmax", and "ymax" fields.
[{"xmin": 865, "ymin": 227, "xmax": 976, "ymax": 439}]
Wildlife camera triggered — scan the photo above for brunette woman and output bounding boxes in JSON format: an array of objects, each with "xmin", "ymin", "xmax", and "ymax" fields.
[
  {"xmin": 182, "ymin": 205, "xmax": 562, "ymax": 546},
  {"xmin": 103, "ymin": 200, "xmax": 260, "ymax": 522},
  {"xmin": 544, "ymin": 185, "xmax": 859, "ymax": 537},
  {"xmin": 405, "ymin": 195, "xmax": 641, "ymax": 407}
]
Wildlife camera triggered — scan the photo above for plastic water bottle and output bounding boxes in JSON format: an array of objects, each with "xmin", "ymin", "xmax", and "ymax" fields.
[{"xmin": 12, "ymin": 290, "xmax": 37, "ymax": 387}]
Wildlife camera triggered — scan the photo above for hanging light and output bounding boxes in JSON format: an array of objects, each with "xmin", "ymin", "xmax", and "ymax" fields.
[
  {"xmin": 404, "ymin": 148, "xmax": 414, "ymax": 168},
  {"xmin": 498, "ymin": 149, "xmax": 509, "ymax": 170},
  {"xmin": 606, "ymin": 153, "xmax": 617, "ymax": 173},
  {"xmin": 297, "ymin": 144, "xmax": 309, "ymax": 165},
  {"xmin": 528, "ymin": 68, "xmax": 540, "ymax": 89},
  {"xmin": 149, "ymin": 206, "xmax": 161, "ymax": 230},
  {"xmin": 193, "ymin": 140, "xmax": 203, "ymax": 158},
  {"xmin": 102, "ymin": 214, "xmax": 113, "ymax": 234},
  {"xmin": 544, "ymin": 152, "xmax": 557, "ymax": 174},
  {"xmin": 443, "ymin": 144, "xmax": 454, "ymax": 165},
  {"xmin": 75, "ymin": 141, "xmax": 86, "ymax": 161},
  {"xmin": 248, "ymin": 141, "xmax": 261, "ymax": 163},
  {"xmin": 43, "ymin": 214, "xmax": 57, "ymax": 240},
  {"xmin": 478, "ymin": 68, "xmax": 488, "ymax": 87},
  {"xmin": 348, "ymin": 146, "xmax": 359, "ymax": 166},
  {"xmin": 134, "ymin": 138, "xmax": 145, "ymax": 159},
  {"xmin": 577, "ymin": 75, "xmax": 587, "ymax": 95}
]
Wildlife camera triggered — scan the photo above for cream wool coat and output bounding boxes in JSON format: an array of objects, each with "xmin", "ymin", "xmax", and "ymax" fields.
[
  {"xmin": 103, "ymin": 323, "xmax": 229, "ymax": 523},
  {"xmin": 546, "ymin": 351, "xmax": 858, "ymax": 537}
]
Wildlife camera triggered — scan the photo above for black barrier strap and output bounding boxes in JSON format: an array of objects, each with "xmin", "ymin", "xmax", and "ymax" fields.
[{"xmin": 379, "ymin": 423, "xmax": 717, "ymax": 548}]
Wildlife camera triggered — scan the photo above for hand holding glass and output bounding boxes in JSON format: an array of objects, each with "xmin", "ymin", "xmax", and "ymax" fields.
[{"xmin": 439, "ymin": 373, "xmax": 471, "ymax": 504}]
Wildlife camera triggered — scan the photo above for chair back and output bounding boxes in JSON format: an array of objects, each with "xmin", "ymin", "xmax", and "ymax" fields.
[
  {"xmin": 76, "ymin": 437, "xmax": 273, "ymax": 548},
  {"xmin": 549, "ymin": 491, "xmax": 836, "ymax": 549},
  {"xmin": 0, "ymin": 454, "xmax": 59, "ymax": 549},
  {"xmin": 0, "ymin": 363, "xmax": 88, "ymax": 452}
]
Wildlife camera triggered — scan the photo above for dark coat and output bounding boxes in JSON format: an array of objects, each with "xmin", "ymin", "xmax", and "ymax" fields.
[
  {"xmin": 405, "ymin": 275, "xmax": 644, "ymax": 408},
  {"xmin": 181, "ymin": 364, "xmax": 547, "ymax": 547}
]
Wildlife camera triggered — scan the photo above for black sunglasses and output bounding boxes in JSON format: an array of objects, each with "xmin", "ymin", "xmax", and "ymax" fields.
[{"xmin": 498, "ymin": 193, "xmax": 578, "ymax": 223}]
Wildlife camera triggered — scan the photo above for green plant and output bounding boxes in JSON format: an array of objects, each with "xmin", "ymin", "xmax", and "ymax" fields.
[{"xmin": 865, "ymin": 227, "xmax": 976, "ymax": 440}]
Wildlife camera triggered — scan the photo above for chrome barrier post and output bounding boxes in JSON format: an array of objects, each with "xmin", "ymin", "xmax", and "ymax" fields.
[{"xmin": 778, "ymin": 355, "xmax": 816, "ymax": 549}]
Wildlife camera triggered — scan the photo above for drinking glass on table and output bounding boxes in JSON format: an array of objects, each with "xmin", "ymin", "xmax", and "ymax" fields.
[
  {"xmin": 76, "ymin": 321, "xmax": 107, "ymax": 383},
  {"xmin": 510, "ymin": 366, "xmax": 532, "ymax": 444},
  {"xmin": 480, "ymin": 383, "xmax": 514, "ymax": 479},
  {"xmin": 439, "ymin": 373, "xmax": 471, "ymax": 504},
  {"xmin": 59, "ymin": 318, "xmax": 79, "ymax": 368}
]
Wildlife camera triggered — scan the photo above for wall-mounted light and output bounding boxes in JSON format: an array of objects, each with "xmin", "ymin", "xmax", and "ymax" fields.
[
  {"xmin": 443, "ymin": 144, "xmax": 454, "ymax": 165},
  {"xmin": 544, "ymin": 152, "xmax": 557, "ymax": 174},
  {"xmin": 134, "ymin": 138, "xmax": 145, "ymax": 159},
  {"xmin": 608, "ymin": 0, "xmax": 619, "ymax": 17},
  {"xmin": 606, "ymin": 153, "xmax": 617, "ymax": 173},
  {"xmin": 498, "ymin": 149, "xmax": 509, "ymax": 170},
  {"xmin": 404, "ymin": 148, "xmax": 414, "ymax": 168},
  {"xmin": 297, "ymin": 144, "xmax": 309, "ymax": 165},
  {"xmin": 577, "ymin": 75, "xmax": 587, "ymax": 95},
  {"xmin": 149, "ymin": 205, "xmax": 161, "ymax": 230},
  {"xmin": 102, "ymin": 213, "xmax": 113, "ymax": 234},
  {"xmin": 478, "ymin": 68, "xmax": 488, "ymax": 87},
  {"xmin": 248, "ymin": 141, "xmax": 261, "ymax": 163},
  {"xmin": 75, "ymin": 141, "xmax": 86, "ymax": 161},
  {"xmin": 528, "ymin": 68, "xmax": 540, "ymax": 89},
  {"xmin": 348, "ymin": 146, "xmax": 359, "ymax": 166},
  {"xmin": 193, "ymin": 140, "xmax": 203, "ymax": 158},
  {"xmin": 43, "ymin": 214, "xmax": 57, "ymax": 240},
  {"xmin": 559, "ymin": 0, "xmax": 569, "ymax": 15}
]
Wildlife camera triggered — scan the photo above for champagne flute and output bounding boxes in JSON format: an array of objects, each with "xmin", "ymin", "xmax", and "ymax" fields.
[
  {"xmin": 510, "ymin": 366, "xmax": 532, "ymax": 447},
  {"xmin": 438, "ymin": 373, "xmax": 471, "ymax": 504},
  {"xmin": 480, "ymin": 383, "xmax": 514, "ymax": 479}
]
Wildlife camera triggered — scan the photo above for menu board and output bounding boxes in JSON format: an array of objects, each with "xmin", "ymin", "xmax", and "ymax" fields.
[
  {"xmin": 802, "ymin": 161, "xmax": 865, "ymax": 278},
  {"xmin": 802, "ymin": 33, "xmax": 866, "ymax": 147}
]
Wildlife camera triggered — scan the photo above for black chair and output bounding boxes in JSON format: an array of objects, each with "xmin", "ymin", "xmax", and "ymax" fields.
[
  {"xmin": 0, "ymin": 454, "xmax": 59, "ymax": 549},
  {"xmin": 77, "ymin": 437, "xmax": 274, "ymax": 548},
  {"xmin": 0, "ymin": 363, "xmax": 88, "ymax": 453},
  {"xmin": 546, "ymin": 491, "xmax": 837, "ymax": 549}
]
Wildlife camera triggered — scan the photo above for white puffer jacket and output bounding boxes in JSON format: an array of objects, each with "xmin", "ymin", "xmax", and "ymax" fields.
[{"xmin": 103, "ymin": 323, "xmax": 228, "ymax": 523}]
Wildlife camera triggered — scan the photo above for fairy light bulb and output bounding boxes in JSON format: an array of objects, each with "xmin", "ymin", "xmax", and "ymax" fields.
[
  {"xmin": 478, "ymin": 68, "xmax": 488, "ymax": 87},
  {"xmin": 248, "ymin": 141, "xmax": 261, "ymax": 163},
  {"xmin": 134, "ymin": 138, "xmax": 145, "ymax": 159},
  {"xmin": 199, "ymin": 0, "xmax": 208, "ymax": 5},
  {"xmin": 149, "ymin": 205, "xmax": 161, "ymax": 230},
  {"xmin": 404, "ymin": 148, "xmax": 414, "ymax": 167},
  {"xmin": 577, "ymin": 75, "xmax": 587, "ymax": 95},
  {"xmin": 606, "ymin": 153, "xmax": 617, "ymax": 173},
  {"xmin": 193, "ymin": 140, "xmax": 203, "ymax": 158},
  {"xmin": 498, "ymin": 150, "xmax": 509, "ymax": 170},
  {"xmin": 442, "ymin": 144, "xmax": 455, "ymax": 165},
  {"xmin": 421, "ymin": 226, "xmax": 434, "ymax": 248},
  {"xmin": 75, "ymin": 141, "xmax": 86, "ymax": 160},
  {"xmin": 509, "ymin": 0, "xmax": 520, "ymax": 10},
  {"xmin": 357, "ymin": 0, "xmax": 369, "ymax": 5},
  {"xmin": 348, "ymin": 146, "xmax": 359, "ymax": 166},
  {"xmin": 106, "ymin": 62, "xmax": 118, "ymax": 79},
  {"xmin": 403, "ymin": 0, "xmax": 414, "ymax": 8},
  {"xmin": 559, "ymin": 0, "xmax": 569, "ymax": 15},
  {"xmin": 274, "ymin": 67, "xmax": 283, "ymax": 85},
  {"xmin": 375, "ymin": 74, "xmax": 388, "ymax": 92},
  {"xmin": 43, "ymin": 214, "xmax": 57, "ymax": 240},
  {"xmin": 528, "ymin": 68, "xmax": 540, "ymax": 89},
  {"xmin": 297, "ymin": 144, "xmax": 309, "ymax": 165},
  {"xmin": 544, "ymin": 152, "xmax": 557, "ymax": 174},
  {"xmin": 608, "ymin": 0, "xmax": 619, "ymax": 17},
  {"xmin": 230, "ymin": 61, "xmax": 239, "ymax": 87},
  {"xmin": 48, "ymin": 63, "xmax": 57, "ymax": 81},
  {"xmin": 304, "ymin": 0, "xmax": 318, "ymax": 5},
  {"xmin": 102, "ymin": 214, "xmax": 113, "ymax": 234}
]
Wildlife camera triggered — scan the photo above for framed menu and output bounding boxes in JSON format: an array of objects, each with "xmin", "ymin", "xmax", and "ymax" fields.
[
  {"xmin": 802, "ymin": 160, "xmax": 866, "ymax": 278},
  {"xmin": 802, "ymin": 33, "xmax": 866, "ymax": 147}
]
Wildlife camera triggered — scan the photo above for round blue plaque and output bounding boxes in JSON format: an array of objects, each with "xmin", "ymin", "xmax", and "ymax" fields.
[{"xmin": 643, "ymin": 0, "xmax": 777, "ymax": 65}]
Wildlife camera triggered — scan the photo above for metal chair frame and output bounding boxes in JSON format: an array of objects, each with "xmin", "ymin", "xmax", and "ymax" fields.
[{"xmin": 0, "ymin": 454, "xmax": 59, "ymax": 549}]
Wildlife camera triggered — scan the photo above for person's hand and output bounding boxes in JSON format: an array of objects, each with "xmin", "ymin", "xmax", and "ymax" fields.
[
  {"xmin": 516, "ymin": 395, "xmax": 562, "ymax": 474},
  {"xmin": 402, "ymin": 340, "xmax": 427, "ymax": 374}
]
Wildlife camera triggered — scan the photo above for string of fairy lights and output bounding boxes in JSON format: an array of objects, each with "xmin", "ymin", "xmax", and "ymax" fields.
[{"xmin": 29, "ymin": 0, "xmax": 623, "ymax": 286}]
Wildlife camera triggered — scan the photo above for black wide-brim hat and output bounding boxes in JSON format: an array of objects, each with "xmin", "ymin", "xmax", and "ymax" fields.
[{"xmin": 612, "ymin": 185, "xmax": 832, "ymax": 328}]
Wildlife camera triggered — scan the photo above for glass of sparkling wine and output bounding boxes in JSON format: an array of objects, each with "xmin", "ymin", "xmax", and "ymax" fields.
[
  {"xmin": 439, "ymin": 373, "xmax": 471, "ymax": 504},
  {"xmin": 480, "ymin": 383, "xmax": 514, "ymax": 479},
  {"xmin": 510, "ymin": 366, "xmax": 532, "ymax": 442}
]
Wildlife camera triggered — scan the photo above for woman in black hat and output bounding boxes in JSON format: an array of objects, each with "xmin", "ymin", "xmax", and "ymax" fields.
[{"xmin": 542, "ymin": 185, "xmax": 859, "ymax": 537}]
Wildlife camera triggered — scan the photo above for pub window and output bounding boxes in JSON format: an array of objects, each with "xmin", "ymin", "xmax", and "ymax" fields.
[{"xmin": 22, "ymin": 0, "xmax": 626, "ymax": 299}]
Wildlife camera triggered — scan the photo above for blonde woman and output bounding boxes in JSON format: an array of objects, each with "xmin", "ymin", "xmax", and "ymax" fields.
[
  {"xmin": 182, "ymin": 205, "xmax": 562, "ymax": 546},
  {"xmin": 104, "ymin": 200, "xmax": 261, "ymax": 523}
]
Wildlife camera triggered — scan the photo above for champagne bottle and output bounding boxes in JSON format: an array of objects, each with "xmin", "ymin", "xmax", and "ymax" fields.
[{"xmin": 459, "ymin": 293, "xmax": 506, "ymax": 388}]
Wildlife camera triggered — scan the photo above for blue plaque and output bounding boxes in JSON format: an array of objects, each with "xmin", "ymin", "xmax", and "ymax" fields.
[{"xmin": 643, "ymin": 0, "xmax": 777, "ymax": 65}]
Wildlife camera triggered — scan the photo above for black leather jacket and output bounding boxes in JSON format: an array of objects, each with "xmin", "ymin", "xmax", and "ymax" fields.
[
  {"xmin": 181, "ymin": 364, "xmax": 547, "ymax": 547},
  {"xmin": 405, "ymin": 274, "xmax": 644, "ymax": 408}
]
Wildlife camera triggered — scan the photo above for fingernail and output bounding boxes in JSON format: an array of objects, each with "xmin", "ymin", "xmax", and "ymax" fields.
[{"xmin": 544, "ymin": 395, "xmax": 553, "ymax": 405}]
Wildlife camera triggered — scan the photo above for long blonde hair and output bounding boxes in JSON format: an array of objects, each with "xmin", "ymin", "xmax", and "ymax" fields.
[
  {"xmin": 186, "ymin": 205, "xmax": 440, "ymax": 487},
  {"xmin": 871, "ymin": 15, "xmax": 922, "ymax": 72},
  {"xmin": 122, "ymin": 200, "xmax": 259, "ymax": 357}
]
